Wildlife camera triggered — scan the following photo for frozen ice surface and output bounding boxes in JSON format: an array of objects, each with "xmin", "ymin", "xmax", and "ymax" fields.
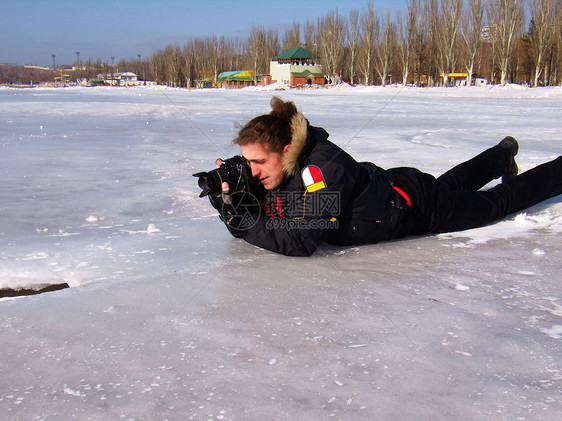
[{"xmin": 0, "ymin": 85, "xmax": 561, "ymax": 420}]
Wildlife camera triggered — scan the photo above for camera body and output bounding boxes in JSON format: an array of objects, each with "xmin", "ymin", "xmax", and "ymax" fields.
[{"xmin": 194, "ymin": 155, "xmax": 263, "ymax": 198}]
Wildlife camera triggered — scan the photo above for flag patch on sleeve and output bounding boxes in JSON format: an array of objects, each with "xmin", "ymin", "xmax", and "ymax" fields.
[{"xmin": 302, "ymin": 165, "xmax": 326, "ymax": 192}]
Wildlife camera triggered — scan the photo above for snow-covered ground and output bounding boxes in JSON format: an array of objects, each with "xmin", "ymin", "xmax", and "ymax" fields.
[{"xmin": 1, "ymin": 85, "xmax": 560, "ymax": 420}]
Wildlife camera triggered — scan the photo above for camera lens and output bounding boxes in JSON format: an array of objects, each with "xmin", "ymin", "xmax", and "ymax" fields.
[{"xmin": 194, "ymin": 155, "xmax": 249, "ymax": 198}]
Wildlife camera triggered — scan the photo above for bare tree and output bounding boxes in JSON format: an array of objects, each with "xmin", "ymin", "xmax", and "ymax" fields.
[
  {"xmin": 554, "ymin": 0, "xmax": 562, "ymax": 85},
  {"xmin": 182, "ymin": 41, "xmax": 195, "ymax": 87},
  {"xmin": 431, "ymin": 0, "xmax": 463, "ymax": 86},
  {"xmin": 461, "ymin": 0, "xmax": 484, "ymax": 86},
  {"xmin": 397, "ymin": 0, "xmax": 419, "ymax": 85},
  {"xmin": 303, "ymin": 20, "xmax": 318, "ymax": 52},
  {"xmin": 247, "ymin": 27, "xmax": 279, "ymax": 82},
  {"xmin": 265, "ymin": 28, "xmax": 280, "ymax": 69},
  {"xmin": 374, "ymin": 11, "xmax": 397, "ymax": 86},
  {"xmin": 163, "ymin": 44, "xmax": 182, "ymax": 87},
  {"xmin": 317, "ymin": 9, "xmax": 347, "ymax": 83},
  {"xmin": 412, "ymin": 0, "xmax": 431, "ymax": 85},
  {"xmin": 150, "ymin": 50, "xmax": 164, "ymax": 84},
  {"xmin": 529, "ymin": 0, "xmax": 556, "ymax": 86},
  {"xmin": 488, "ymin": 0, "xmax": 525, "ymax": 85},
  {"xmin": 283, "ymin": 21, "xmax": 301, "ymax": 49},
  {"xmin": 347, "ymin": 9, "xmax": 361, "ymax": 84},
  {"xmin": 224, "ymin": 37, "xmax": 245, "ymax": 71},
  {"xmin": 192, "ymin": 38, "xmax": 207, "ymax": 83},
  {"xmin": 358, "ymin": 1, "xmax": 378, "ymax": 85},
  {"xmin": 206, "ymin": 36, "xmax": 220, "ymax": 85},
  {"xmin": 247, "ymin": 26, "xmax": 268, "ymax": 83}
]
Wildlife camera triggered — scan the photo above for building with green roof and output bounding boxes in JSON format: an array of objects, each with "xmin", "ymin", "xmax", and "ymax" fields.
[
  {"xmin": 268, "ymin": 46, "xmax": 325, "ymax": 87},
  {"xmin": 272, "ymin": 46, "xmax": 319, "ymax": 63},
  {"xmin": 217, "ymin": 70, "xmax": 255, "ymax": 88}
]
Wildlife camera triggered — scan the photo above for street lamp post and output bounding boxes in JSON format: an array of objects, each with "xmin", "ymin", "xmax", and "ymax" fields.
[
  {"xmin": 138, "ymin": 54, "xmax": 143, "ymax": 84},
  {"xmin": 75, "ymin": 51, "xmax": 80, "ymax": 83},
  {"xmin": 111, "ymin": 56, "xmax": 115, "ymax": 85}
]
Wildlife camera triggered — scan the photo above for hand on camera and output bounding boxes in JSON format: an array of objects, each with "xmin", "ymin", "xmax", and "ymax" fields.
[{"xmin": 215, "ymin": 159, "xmax": 231, "ymax": 193}]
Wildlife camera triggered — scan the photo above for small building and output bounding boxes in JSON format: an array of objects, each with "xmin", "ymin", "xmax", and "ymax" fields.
[
  {"xmin": 439, "ymin": 73, "xmax": 469, "ymax": 86},
  {"xmin": 217, "ymin": 70, "xmax": 255, "ymax": 88},
  {"xmin": 439, "ymin": 73, "xmax": 488, "ymax": 87},
  {"xmin": 118, "ymin": 72, "xmax": 138, "ymax": 86},
  {"xmin": 99, "ymin": 71, "xmax": 139, "ymax": 86},
  {"xmin": 268, "ymin": 47, "xmax": 325, "ymax": 87}
]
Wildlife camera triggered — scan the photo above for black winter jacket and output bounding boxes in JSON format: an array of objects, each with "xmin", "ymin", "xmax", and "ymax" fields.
[{"xmin": 210, "ymin": 114, "xmax": 409, "ymax": 256}]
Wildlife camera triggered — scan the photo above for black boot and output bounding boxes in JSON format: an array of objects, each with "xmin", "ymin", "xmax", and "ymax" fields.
[
  {"xmin": 437, "ymin": 137, "xmax": 519, "ymax": 191},
  {"xmin": 499, "ymin": 136, "xmax": 519, "ymax": 182},
  {"xmin": 503, "ymin": 155, "xmax": 562, "ymax": 215}
]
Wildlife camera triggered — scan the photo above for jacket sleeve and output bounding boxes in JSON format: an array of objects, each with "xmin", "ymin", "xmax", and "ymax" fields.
[
  {"xmin": 208, "ymin": 190, "xmax": 324, "ymax": 254},
  {"xmin": 207, "ymin": 164, "xmax": 270, "ymax": 239},
  {"xmin": 238, "ymin": 163, "xmax": 354, "ymax": 257},
  {"xmin": 240, "ymin": 215, "xmax": 328, "ymax": 256},
  {"xmin": 207, "ymin": 192, "xmax": 245, "ymax": 239}
]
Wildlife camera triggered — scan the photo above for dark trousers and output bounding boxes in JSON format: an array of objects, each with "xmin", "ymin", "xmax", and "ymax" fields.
[{"xmin": 389, "ymin": 145, "xmax": 562, "ymax": 236}]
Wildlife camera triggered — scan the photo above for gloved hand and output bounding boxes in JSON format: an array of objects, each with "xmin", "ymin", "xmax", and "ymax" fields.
[{"xmin": 208, "ymin": 182, "xmax": 260, "ymax": 237}]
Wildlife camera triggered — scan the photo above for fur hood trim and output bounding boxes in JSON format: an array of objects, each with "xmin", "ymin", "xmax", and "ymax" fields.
[{"xmin": 282, "ymin": 111, "xmax": 307, "ymax": 177}]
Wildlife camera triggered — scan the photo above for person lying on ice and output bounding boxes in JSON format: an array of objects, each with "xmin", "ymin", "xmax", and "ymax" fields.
[{"xmin": 198, "ymin": 96, "xmax": 562, "ymax": 257}]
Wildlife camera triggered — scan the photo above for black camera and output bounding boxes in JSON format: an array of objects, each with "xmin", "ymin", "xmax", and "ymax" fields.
[{"xmin": 194, "ymin": 155, "xmax": 259, "ymax": 198}]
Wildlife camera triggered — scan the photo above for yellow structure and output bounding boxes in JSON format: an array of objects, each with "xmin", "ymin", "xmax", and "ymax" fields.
[
  {"xmin": 440, "ymin": 73, "xmax": 469, "ymax": 86},
  {"xmin": 54, "ymin": 70, "xmax": 70, "ymax": 85}
]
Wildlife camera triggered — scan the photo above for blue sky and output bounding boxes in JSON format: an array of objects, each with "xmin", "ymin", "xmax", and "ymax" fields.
[{"xmin": 2, "ymin": 0, "xmax": 408, "ymax": 66}]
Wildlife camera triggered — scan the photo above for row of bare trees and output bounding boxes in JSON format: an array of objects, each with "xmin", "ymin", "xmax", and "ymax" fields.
[{"xmin": 114, "ymin": 0, "xmax": 561, "ymax": 87}]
